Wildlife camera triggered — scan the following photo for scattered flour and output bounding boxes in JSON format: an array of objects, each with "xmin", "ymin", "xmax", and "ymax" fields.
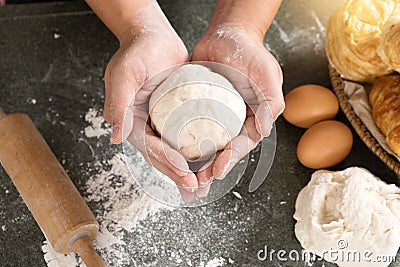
[
  {"xmin": 28, "ymin": 98, "xmax": 37, "ymax": 104},
  {"xmin": 41, "ymin": 109, "xmax": 245, "ymax": 267},
  {"xmin": 265, "ymin": 7, "xmax": 327, "ymax": 62},
  {"xmin": 199, "ymin": 257, "xmax": 226, "ymax": 267},
  {"xmin": 272, "ymin": 20, "xmax": 290, "ymax": 43},
  {"xmin": 42, "ymin": 241, "xmax": 83, "ymax": 267},
  {"xmin": 84, "ymin": 108, "xmax": 112, "ymax": 138},
  {"xmin": 42, "ymin": 108, "xmax": 173, "ymax": 267},
  {"xmin": 232, "ymin": 191, "xmax": 242, "ymax": 200}
]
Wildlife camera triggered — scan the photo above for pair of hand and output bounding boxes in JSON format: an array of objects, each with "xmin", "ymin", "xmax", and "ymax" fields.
[{"xmin": 104, "ymin": 21, "xmax": 284, "ymax": 202}]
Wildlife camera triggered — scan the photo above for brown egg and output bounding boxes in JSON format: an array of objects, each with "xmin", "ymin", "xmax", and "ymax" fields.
[
  {"xmin": 297, "ymin": 120, "xmax": 353, "ymax": 169},
  {"xmin": 283, "ymin": 84, "xmax": 339, "ymax": 128}
]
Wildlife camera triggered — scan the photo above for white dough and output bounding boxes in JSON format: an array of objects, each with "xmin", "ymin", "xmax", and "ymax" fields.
[
  {"xmin": 294, "ymin": 167, "xmax": 400, "ymax": 267},
  {"xmin": 149, "ymin": 64, "xmax": 246, "ymax": 160}
]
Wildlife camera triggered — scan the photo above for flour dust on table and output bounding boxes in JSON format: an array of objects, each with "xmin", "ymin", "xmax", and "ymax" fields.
[{"xmin": 41, "ymin": 108, "xmax": 173, "ymax": 267}]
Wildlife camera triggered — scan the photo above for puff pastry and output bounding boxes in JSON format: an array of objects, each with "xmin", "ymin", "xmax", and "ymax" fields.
[
  {"xmin": 326, "ymin": 0, "xmax": 395, "ymax": 82},
  {"xmin": 369, "ymin": 75, "xmax": 400, "ymax": 157},
  {"xmin": 378, "ymin": 13, "xmax": 400, "ymax": 73}
]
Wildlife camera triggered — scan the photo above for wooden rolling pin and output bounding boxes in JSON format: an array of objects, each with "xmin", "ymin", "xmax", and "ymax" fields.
[{"xmin": 0, "ymin": 107, "xmax": 107, "ymax": 267}]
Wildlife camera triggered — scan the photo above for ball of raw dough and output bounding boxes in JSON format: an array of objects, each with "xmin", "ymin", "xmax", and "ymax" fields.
[
  {"xmin": 149, "ymin": 64, "xmax": 246, "ymax": 160},
  {"xmin": 294, "ymin": 167, "xmax": 400, "ymax": 267}
]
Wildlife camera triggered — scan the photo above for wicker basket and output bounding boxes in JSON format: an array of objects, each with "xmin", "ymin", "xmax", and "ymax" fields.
[{"xmin": 328, "ymin": 65, "xmax": 400, "ymax": 176}]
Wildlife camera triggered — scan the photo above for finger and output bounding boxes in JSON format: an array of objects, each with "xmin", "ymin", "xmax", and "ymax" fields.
[
  {"xmin": 145, "ymin": 134, "xmax": 191, "ymax": 177},
  {"xmin": 127, "ymin": 113, "xmax": 192, "ymax": 177},
  {"xmin": 147, "ymin": 155, "xmax": 198, "ymax": 190},
  {"xmin": 249, "ymin": 50, "xmax": 285, "ymax": 137},
  {"xmin": 148, "ymin": 135, "xmax": 199, "ymax": 203},
  {"xmin": 178, "ymin": 187, "xmax": 197, "ymax": 203},
  {"xmin": 196, "ymin": 163, "xmax": 214, "ymax": 198},
  {"xmin": 104, "ymin": 55, "xmax": 146, "ymax": 144},
  {"xmin": 133, "ymin": 133, "xmax": 199, "ymax": 192},
  {"xmin": 195, "ymin": 184, "xmax": 211, "ymax": 199},
  {"xmin": 121, "ymin": 107, "xmax": 134, "ymax": 142},
  {"xmin": 197, "ymin": 160, "xmax": 214, "ymax": 187},
  {"xmin": 255, "ymin": 103, "xmax": 275, "ymax": 137},
  {"xmin": 212, "ymin": 141, "xmax": 235, "ymax": 180},
  {"xmin": 213, "ymin": 116, "xmax": 261, "ymax": 179}
]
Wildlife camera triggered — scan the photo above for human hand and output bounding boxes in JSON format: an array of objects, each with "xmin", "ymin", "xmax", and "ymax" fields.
[
  {"xmin": 102, "ymin": 3, "xmax": 201, "ymax": 201},
  {"xmin": 191, "ymin": 23, "xmax": 284, "ymax": 188}
]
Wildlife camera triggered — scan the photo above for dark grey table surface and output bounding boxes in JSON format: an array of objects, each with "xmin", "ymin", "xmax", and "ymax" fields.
[{"xmin": 0, "ymin": 1, "xmax": 399, "ymax": 267}]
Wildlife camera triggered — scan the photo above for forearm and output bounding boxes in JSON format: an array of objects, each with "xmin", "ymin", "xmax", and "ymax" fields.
[
  {"xmin": 208, "ymin": 0, "xmax": 282, "ymax": 41},
  {"xmin": 85, "ymin": 0, "xmax": 170, "ymax": 41}
]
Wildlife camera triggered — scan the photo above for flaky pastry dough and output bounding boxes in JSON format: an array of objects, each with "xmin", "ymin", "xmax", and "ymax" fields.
[
  {"xmin": 326, "ymin": 0, "xmax": 395, "ymax": 82},
  {"xmin": 378, "ymin": 12, "xmax": 400, "ymax": 73}
]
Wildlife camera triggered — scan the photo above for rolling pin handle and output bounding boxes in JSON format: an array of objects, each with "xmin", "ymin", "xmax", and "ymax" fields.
[
  {"xmin": 0, "ymin": 107, "xmax": 7, "ymax": 120},
  {"xmin": 72, "ymin": 236, "xmax": 107, "ymax": 267}
]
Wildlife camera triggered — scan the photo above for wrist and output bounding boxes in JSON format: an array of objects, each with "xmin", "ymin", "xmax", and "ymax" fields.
[
  {"xmin": 117, "ymin": 1, "xmax": 173, "ymax": 42},
  {"xmin": 205, "ymin": 0, "xmax": 281, "ymax": 43},
  {"xmin": 207, "ymin": 16, "xmax": 266, "ymax": 43},
  {"xmin": 203, "ymin": 22, "xmax": 264, "ymax": 45}
]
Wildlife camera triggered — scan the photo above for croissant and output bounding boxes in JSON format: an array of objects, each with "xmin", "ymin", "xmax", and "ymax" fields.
[{"xmin": 370, "ymin": 75, "xmax": 400, "ymax": 157}]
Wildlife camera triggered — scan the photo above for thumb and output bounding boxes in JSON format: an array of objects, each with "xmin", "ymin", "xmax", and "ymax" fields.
[
  {"xmin": 251, "ymin": 50, "xmax": 285, "ymax": 137},
  {"xmin": 104, "ymin": 56, "xmax": 145, "ymax": 144}
]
